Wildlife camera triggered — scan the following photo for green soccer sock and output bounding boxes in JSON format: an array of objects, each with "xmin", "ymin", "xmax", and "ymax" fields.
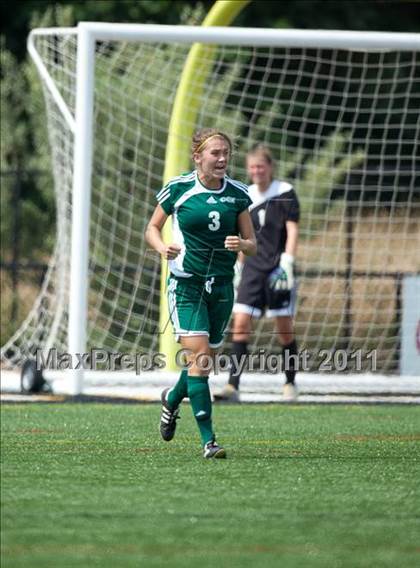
[
  {"xmin": 187, "ymin": 375, "xmax": 214, "ymax": 445},
  {"xmin": 166, "ymin": 369, "xmax": 189, "ymax": 409}
]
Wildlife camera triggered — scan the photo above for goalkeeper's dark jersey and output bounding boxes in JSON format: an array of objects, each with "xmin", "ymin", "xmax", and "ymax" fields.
[{"xmin": 244, "ymin": 180, "xmax": 300, "ymax": 273}]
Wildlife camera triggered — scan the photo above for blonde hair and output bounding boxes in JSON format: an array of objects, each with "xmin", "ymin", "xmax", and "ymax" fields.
[
  {"xmin": 191, "ymin": 128, "xmax": 233, "ymax": 156},
  {"xmin": 247, "ymin": 143, "xmax": 274, "ymax": 166}
]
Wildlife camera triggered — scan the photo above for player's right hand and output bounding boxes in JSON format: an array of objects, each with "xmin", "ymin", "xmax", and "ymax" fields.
[
  {"xmin": 161, "ymin": 243, "xmax": 181, "ymax": 260},
  {"xmin": 233, "ymin": 261, "xmax": 243, "ymax": 296}
]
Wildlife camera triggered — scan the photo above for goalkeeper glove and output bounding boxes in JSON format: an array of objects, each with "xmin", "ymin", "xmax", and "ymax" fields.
[
  {"xmin": 268, "ymin": 253, "xmax": 294, "ymax": 292},
  {"xmin": 233, "ymin": 261, "xmax": 243, "ymax": 294},
  {"xmin": 280, "ymin": 253, "xmax": 295, "ymax": 290}
]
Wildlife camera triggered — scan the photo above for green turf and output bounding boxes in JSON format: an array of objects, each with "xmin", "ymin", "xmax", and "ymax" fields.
[{"xmin": 1, "ymin": 403, "xmax": 420, "ymax": 568}]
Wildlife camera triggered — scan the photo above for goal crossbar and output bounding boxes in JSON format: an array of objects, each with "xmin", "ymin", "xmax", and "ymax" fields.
[{"xmin": 28, "ymin": 23, "xmax": 420, "ymax": 50}]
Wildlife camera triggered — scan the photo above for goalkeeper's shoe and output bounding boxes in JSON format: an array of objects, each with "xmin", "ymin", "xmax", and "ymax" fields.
[
  {"xmin": 283, "ymin": 382, "xmax": 298, "ymax": 402},
  {"xmin": 213, "ymin": 384, "xmax": 240, "ymax": 403},
  {"xmin": 203, "ymin": 438, "xmax": 226, "ymax": 459},
  {"xmin": 159, "ymin": 388, "xmax": 180, "ymax": 441}
]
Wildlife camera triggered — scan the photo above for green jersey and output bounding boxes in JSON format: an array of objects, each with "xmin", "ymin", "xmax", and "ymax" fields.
[{"xmin": 157, "ymin": 170, "xmax": 251, "ymax": 280}]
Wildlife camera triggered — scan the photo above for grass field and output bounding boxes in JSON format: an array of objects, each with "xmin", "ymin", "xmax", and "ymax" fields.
[{"xmin": 1, "ymin": 402, "xmax": 420, "ymax": 568}]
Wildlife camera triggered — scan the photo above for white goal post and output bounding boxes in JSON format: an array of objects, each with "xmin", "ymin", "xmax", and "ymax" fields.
[{"xmin": 2, "ymin": 23, "xmax": 419, "ymax": 393}]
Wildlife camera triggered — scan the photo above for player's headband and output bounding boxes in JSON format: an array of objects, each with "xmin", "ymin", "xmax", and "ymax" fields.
[{"xmin": 194, "ymin": 134, "xmax": 231, "ymax": 154}]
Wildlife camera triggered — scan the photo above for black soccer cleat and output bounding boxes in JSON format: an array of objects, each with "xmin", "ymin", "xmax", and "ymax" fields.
[
  {"xmin": 203, "ymin": 438, "xmax": 227, "ymax": 459},
  {"xmin": 159, "ymin": 387, "xmax": 180, "ymax": 442}
]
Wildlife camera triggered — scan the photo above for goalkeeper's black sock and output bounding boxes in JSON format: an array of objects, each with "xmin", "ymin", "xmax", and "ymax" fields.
[
  {"xmin": 282, "ymin": 339, "xmax": 298, "ymax": 384},
  {"xmin": 228, "ymin": 341, "xmax": 248, "ymax": 390}
]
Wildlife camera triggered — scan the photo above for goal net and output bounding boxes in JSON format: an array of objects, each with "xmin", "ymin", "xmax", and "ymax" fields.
[{"xmin": 1, "ymin": 24, "xmax": 419, "ymax": 384}]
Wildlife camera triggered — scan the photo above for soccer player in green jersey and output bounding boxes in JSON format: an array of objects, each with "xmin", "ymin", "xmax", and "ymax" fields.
[{"xmin": 146, "ymin": 128, "xmax": 256, "ymax": 458}]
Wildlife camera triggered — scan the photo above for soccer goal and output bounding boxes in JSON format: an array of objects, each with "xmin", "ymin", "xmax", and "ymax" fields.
[{"xmin": 1, "ymin": 22, "xmax": 419, "ymax": 393}]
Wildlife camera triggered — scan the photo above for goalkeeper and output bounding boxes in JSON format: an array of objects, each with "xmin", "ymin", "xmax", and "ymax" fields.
[
  {"xmin": 215, "ymin": 144, "xmax": 300, "ymax": 402},
  {"xmin": 146, "ymin": 128, "xmax": 256, "ymax": 458}
]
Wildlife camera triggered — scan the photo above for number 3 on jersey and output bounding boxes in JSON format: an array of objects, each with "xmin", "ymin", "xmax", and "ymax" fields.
[{"xmin": 208, "ymin": 210, "xmax": 221, "ymax": 231}]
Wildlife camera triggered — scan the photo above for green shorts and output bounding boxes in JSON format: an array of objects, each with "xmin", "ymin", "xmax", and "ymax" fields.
[{"xmin": 167, "ymin": 274, "xmax": 234, "ymax": 348}]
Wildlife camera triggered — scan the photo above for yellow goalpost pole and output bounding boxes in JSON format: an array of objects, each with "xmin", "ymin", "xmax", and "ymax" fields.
[{"xmin": 159, "ymin": 0, "xmax": 251, "ymax": 370}]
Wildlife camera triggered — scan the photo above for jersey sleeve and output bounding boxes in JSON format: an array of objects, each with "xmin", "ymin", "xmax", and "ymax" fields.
[
  {"xmin": 285, "ymin": 188, "xmax": 300, "ymax": 223},
  {"xmin": 156, "ymin": 182, "xmax": 175, "ymax": 215},
  {"xmin": 240, "ymin": 192, "xmax": 253, "ymax": 212},
  {"xmin": 236, "ymin": 185, "xmax": 252, "ymax": 213}
]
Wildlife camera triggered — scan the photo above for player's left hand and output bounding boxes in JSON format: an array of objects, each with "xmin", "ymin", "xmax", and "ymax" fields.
[
  {"xmin": 224, "ymin": 236, "xmax": 243, "ymax": 252},
  {"xmin": 268, "ymin": 266, "xmax": 288, "ymax": 291},
  {"xmin": 279, "ymin": 252, "xmax": 294, "ymax": 290}
]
